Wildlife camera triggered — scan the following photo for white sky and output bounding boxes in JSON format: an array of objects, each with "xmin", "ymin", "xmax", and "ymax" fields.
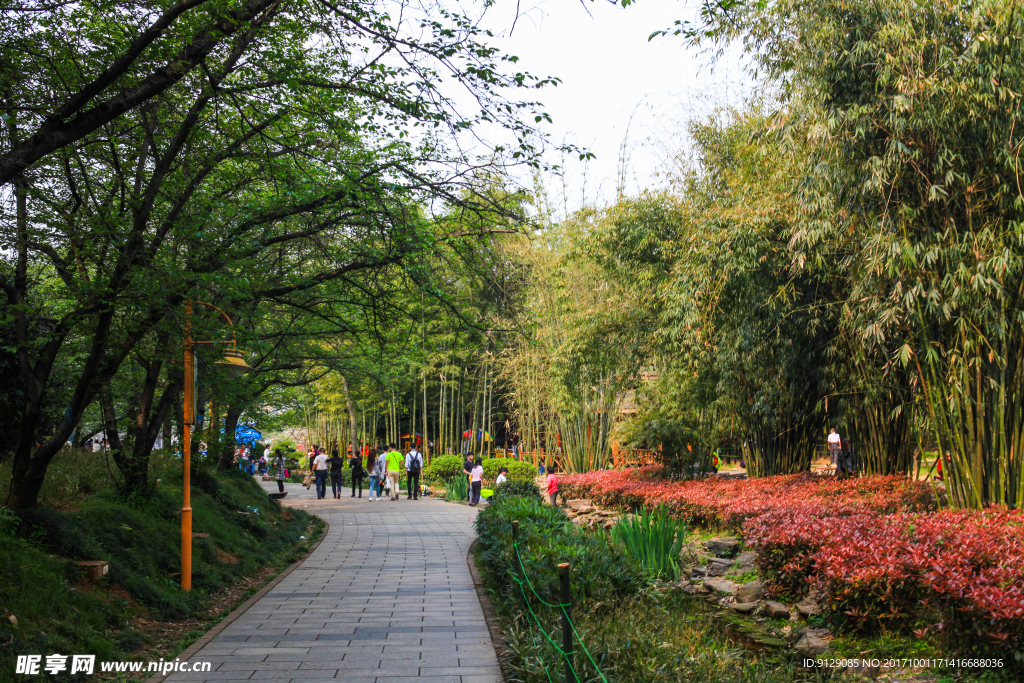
[{"xmin": 481, "ymin": 0, "xmax": 751, "ymax": 215}]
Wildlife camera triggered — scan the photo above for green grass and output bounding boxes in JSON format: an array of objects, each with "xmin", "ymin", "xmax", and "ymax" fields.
[
  {"xmin": 0, "ymin": 467, "xmax": 316, "ymax": 683},
  {"xmin": 729, "ymin": 569, "xmax": 759, "ymax": 584},
  {"xmin": 476, "ymin": 494, "xmax": 801, "ymax": 682},
  {"xmin": 611, "ymin": 506, "xmax": 687, "ymax": 581}
]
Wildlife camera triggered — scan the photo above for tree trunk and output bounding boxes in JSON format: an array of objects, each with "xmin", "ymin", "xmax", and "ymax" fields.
[
  {"xmin": 217, "ymin": 404, "xmax": 242, "ymax": 471},
  {"xmin": 340, "ymin": 375, "xmax": 359, "ymax": 465}
]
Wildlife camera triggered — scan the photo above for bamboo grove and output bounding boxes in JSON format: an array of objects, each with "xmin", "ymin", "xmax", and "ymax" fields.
[{"xmin": 479, "ymin": 0, "xmax": 1024, "ymax": 509}]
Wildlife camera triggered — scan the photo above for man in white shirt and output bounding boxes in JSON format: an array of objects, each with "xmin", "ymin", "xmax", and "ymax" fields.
[
  {"xmin": 405, "ymin": 446, "xmax": 423, "ymax": 500},
  {"xmin": 827, "ymin": 429, "xmax": 842, "ymax": 470},
  {"xmin": 312, "ymin": 448, "xmax": 329, "ymax": 499}
]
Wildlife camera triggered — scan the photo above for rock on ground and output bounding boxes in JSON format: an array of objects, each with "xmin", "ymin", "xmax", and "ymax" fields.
[
  {"xmin": 703, "ymin": 578, "xmax": 738, "ymax": 595},
  {"xmin": 794, "ymin": 628, "xmax": 832, "ymax": 657},
  {"xmin": 735, "ymin": 580, "xmax": 765, "ymax": 603},
  {"xmin": 796, "ymin": 591, "xmax": 821, "ymax": 617},
  {"xmin": 733, "ymin": 550, "xmax": 758, "ymax": 570},
  {"xmin": 707, "ymin": 557, "xmax": 733, "ymax": 577},
  {"xmin": 704, "ymin": 537, "xmax": 739, "ymax": 556},
  {"xmin": 567, "ymin": 499, "xmax": 592, "ymax": 510},
  {"xmin": 732, "ymin": 602, "xmax": 757, "ymax": 613},
  {"xmin": 763, "ymin": 601, "xmax": 791, "ymax": 619}
]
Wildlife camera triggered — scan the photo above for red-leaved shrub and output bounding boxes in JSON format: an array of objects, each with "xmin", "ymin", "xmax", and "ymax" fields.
[
  {"xmin": 564, "ymin": 468, "xmax": 1024, "ymax": 658},
  {"xmin": 561, "ymin": 468, "xmax": 934, "ymax": 530}
]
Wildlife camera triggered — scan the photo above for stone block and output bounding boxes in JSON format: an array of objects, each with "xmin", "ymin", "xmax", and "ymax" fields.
[
  {"xmin": 735, "ymin": 580, "xmax": 765, "ymax": 603},
  {"xmin": 733, "ymin": 550, "xmax": 758, "ymax": 570},
  {"xmin": 703, "ymin": 537, "xmax": 739, "ymax": 557},
  {"xmin": 703, "ymin": 578, "xmax": 737, "ymax": 595},
  {"xmin": 763, "ymin": 601, "xmax": 791, "ymax": 619}
]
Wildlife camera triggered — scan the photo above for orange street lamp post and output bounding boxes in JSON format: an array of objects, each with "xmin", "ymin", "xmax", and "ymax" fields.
[{"xmin": 181, "ymin": 301, "xmax": 251, "ymax": 590}]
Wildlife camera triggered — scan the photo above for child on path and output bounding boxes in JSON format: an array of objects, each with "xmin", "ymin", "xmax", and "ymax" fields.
[
  {"xmin": 495, "ymin": 467, "xmax": 508, "ymax": 486},
  {"xmin": 546, "ymin": 464, "xmax": 559, "ymax": 506}
]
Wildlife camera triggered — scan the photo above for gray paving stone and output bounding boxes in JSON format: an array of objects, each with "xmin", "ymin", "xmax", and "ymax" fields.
[{"xmin": 165, "ymin": 481, "xmax": 498, "ymax": 683}]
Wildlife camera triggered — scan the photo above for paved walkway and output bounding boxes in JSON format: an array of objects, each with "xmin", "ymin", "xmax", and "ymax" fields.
[{"xmin": 166, "ymin": 478, "xmax": 500, "ymax": 683}]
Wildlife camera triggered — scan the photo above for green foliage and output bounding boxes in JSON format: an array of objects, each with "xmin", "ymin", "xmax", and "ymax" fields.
[
  {"xmin": 475, "ymin": 495, "xmax": 646, "ymax": 610},
  {"xmin": 477, "ymin": 495, "xmax": 799, "ymax": 683},
  {"xmin": 442, "ymin": 475, "xmax": 468, "ymax": 503},
  {"xmin": 492, "ymin": 479, "xmax": 542, "ymax": 501},
  {"xmin": 482, "ymin": 457, "xmax": 534, "ymax": 481},
  {"xmin": 0, "ymin": 471, "xmax": 312, "ymax": 680},
  {"xmin": 611, "ymin": 506, "xmax": 687, "ymax": 581},
  {"xmin": 668, "ymin": 0, "xmax": 1024, "ymax": 503},
  {"xmin": 424, "ymin": 454, "xmax": 465, "ymax": 482}
]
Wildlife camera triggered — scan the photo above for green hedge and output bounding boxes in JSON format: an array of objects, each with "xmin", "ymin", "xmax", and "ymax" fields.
[
  {"xmin": 475, "ymin": 492, "xmax": 645, "ymax": 609},
  {"xmin": 483, "ymin": 457, "xmax": 534, "ymax": 481},
  {"xmin": 0, "ymin": 470, "xmax": 315, "ymax": 682},
  {"xmin": 423, "ymin": 454, "xmax": 464, "ymax": 481},
  {"xmin": 492, "ymin": 479, "xmax": 541, "ymax": 501}
]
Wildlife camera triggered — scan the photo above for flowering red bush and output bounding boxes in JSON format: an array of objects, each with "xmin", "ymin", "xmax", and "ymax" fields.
[
  {"xmin": 563, "ymin": 468, "xmax": 1024, "ymax": 658},
  {"xmin": 808, "ymin": 508, "xmax": 1024, "ymax": 654},
  {"xmin": 560, "ymin": 468, "xmax": 934, "ymax": 530}
]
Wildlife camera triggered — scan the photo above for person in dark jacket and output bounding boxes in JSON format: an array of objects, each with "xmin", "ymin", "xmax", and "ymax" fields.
[
  {"xmin": 329, "ymin": 448, "xmax": 345, "ymax": 499},
  {"xmin": 349, "ymin": 447, "xmax": 364, "ymax": 497}
]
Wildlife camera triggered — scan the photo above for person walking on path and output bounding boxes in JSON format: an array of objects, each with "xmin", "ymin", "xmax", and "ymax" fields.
[
  {"xmin": 827, "ymin": 429, "xmax": 842, "ymax": 471},
  {"xmin": 329, "ymin": 448, "xmax": 345, "ymax": 499},
  {"xmin": 312, "ymin": 448, "xmax": 329, "ymax": 499},
  {"xmin": 469, "ymin": 458, "xmax": 484, "ymax": 507},
  {"xmin": 274, "ymin": 449, "xmax": 287, "ymax": 493},
  {"xmin": 385, "ymin": 444, "xmax": 404, "ymax": 501},
  {"xmin": 546, "ymin": 463, "xmax": 559, "ymax": 506},
  {"xmin": 377, "ymin": 448, "xmax": 389, "ymax": 499},
  {"xmin": 463, "ymin": 455, "xmax": 474, "ymax": 502},
  {"xmin": 366, "ymin": 450, "xmax": 381, "ymax": 501},
  {"xmin": 405, "ymin": 445, "xmax": 423, "ymax": 500},
  {"xmin": 349, "ymin": 447, "xmax": 364, "ymax": 497},
  {"xmin": 839, "ymin": 438, "xmax": 856, "ymax": 477}
]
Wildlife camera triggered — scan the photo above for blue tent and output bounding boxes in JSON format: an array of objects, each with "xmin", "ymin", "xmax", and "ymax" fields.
[{"xmin": 235, "ymin": 424, "xmax": 263, "ymax": 447}]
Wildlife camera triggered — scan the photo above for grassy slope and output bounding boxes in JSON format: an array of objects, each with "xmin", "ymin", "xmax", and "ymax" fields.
[{"xmin": 0, "ymin": 469, "xmax": 314, "ymax": 682}]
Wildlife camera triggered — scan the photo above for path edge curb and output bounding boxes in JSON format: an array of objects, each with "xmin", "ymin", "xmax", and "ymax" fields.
[
  {"xmin": 468, "ymin": 538, "xmax": 511, "ymax": 683},
  {"xmin": 145, "ymin": 516, "xmax": 330, "ymax": 683}
]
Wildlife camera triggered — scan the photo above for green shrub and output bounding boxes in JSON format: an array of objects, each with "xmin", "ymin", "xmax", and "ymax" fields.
[
  {"xmin": 0, "ymin": 471, "xmax": 315, "ymax": 681},
  {"xmin": 482, "ymin": 457, "xmax": 534, "ymax": 482},
  {"xmin": 475, "ymin": 495, "xmax": 646, "ymax": 610},
  {"xmin": 492, "ymin": 479, "xmax": 541, "ymax": 501},
  {"xmin": 424, "ymin": 454, "xmax": 465, "ymax": 481},
  {"xmin": 443, "ymin": 475, "xmax": 468, "ymax": 502},
  {"xmin": 611, "ymin": 505, "xmax": 687, "ymax": 581}
]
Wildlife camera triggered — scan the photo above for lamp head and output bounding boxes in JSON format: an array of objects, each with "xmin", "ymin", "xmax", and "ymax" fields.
[{"xmin": 216, "ymin": 347, "xmax": 251, "ymax": 378}]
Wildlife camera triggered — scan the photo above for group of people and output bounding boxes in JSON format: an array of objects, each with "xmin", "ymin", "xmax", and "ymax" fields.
[
  {"xmin": 826, "ymin": 428, "xmax": 857, "ymax": 476},
  {"xmin": 264, "ymin": 441, "xmax": 532, "ymax": 506},
  {"xmin": 234, "ymin": 445, "xmax": 268, "ymax": 475},
  {"xmin": 288, "ymin": 442, "xmax": 426, "ymax": 501}
]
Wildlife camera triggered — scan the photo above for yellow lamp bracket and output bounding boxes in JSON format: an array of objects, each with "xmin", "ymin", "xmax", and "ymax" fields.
[{"xmin": 186, "ymin": 301, "xmax": 252, "ymax": 378}]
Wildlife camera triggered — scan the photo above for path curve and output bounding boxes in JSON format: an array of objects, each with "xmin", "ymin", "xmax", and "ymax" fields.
[{"xmin": 165, "ymin": 479, "xmax": 501, "ymax": 683}]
